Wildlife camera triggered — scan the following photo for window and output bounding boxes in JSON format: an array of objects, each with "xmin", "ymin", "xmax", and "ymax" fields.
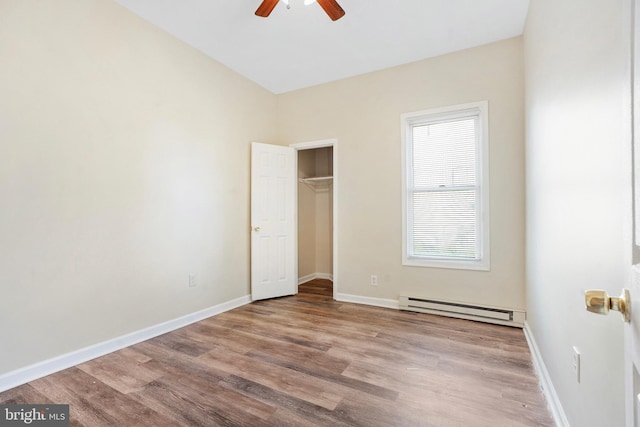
[{"xmin": 401, "ymin": 101, "xmax": 490, "ymax": 270}]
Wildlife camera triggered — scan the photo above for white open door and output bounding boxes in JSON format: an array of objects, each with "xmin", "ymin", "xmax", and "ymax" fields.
[
  {"xmin": 250, "ymin": 142, "xmax": 297, "ymax": 301},
  {"xmin": 586, "ymin": 2, "xmax": 639, "ymax": 425},
  {"xmin": 630, "ymin": 2, "xmax": 640, "ymax": 425}
]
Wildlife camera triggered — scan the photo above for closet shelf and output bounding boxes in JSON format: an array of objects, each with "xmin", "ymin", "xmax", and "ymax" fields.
[
  {"xmin": 299, "ymin": 176, "xmax": 333, "ymax": 183},
  {"xmin": 299, "ymin": 176, "xmax": 333, "ymax": 190}
]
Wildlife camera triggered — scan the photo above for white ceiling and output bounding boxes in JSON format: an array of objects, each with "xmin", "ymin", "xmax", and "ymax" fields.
[{"xmin": 113, "ymin": 0, "xmax": 530, "ymax": 94}]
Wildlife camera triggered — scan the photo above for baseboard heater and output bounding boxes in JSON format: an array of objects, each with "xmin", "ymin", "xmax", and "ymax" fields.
[{"xmin": 399, "ymin": 295, "xmax": 525, "ymax": 328}]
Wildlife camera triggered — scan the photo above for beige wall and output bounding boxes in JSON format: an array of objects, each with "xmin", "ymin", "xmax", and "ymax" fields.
[
  {"xmin": 524, "ymin": 0, "xmax": 629, "ymax": 425},
  {"xmin": 315, "ymin": 188, "xmax": 332, "ymax": 275},
  {"xmin": 313, "ymin": 147, "xmax": 333, "ymax": 276},
  {"xmin": 297, "ymin": 150, "xmax": 317, "ymax": 278},
  {"xmin": 278, "ymin": 38, "xmax": 526, "ymax": 309},
  {"xmin": 0, "ymin": 0, "xmax": 276, "ymax": 375}
]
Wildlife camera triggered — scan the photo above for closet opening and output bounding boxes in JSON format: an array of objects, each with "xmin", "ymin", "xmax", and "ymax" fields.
[{"xmin": 292, "ymin": 140, "xmax": 337, "ymax": 299}]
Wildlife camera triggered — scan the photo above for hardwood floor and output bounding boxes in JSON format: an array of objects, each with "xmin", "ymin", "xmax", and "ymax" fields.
[{"xmin": 0, "ymin": 280, "xmax": 554, "ymax": 426}]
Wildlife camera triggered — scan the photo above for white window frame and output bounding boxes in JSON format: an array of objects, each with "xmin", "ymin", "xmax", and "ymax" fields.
[{"xmin": 401, "ymin": 101, "xmax": 490, "ymax": 271}]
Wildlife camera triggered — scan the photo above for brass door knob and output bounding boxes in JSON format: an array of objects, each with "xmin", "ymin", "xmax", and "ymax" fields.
[
  {"xmin": 252, "ymin": 226, "xmax": 261, "ymax": 232},
  {"xmin": 585, "ymin": 289, "xmax": 631, "ymax": 322}
]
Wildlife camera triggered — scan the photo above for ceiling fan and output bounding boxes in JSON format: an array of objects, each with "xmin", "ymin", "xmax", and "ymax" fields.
[{"xmin": 255, "ymin": 0, "xmax": 346, "ymax": 21}]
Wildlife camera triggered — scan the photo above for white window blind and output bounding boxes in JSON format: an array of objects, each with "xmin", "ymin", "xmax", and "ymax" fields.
[{"xmin": 402, "ymin": 102, "xmax": 489, "ymax": 270}]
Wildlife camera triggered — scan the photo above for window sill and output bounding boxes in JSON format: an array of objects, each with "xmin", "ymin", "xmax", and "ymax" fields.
[{"xmin": 402, "ymin": 257, "xmax": 490, "ymax": 271}]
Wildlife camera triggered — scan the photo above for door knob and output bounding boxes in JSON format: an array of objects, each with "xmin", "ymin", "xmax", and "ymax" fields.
[
  {"xmin": 252, "ymin": 226, "xmax": 260, "ymax": 232},
  {"xmin": 584, "ymin": 289, "xmax": 631, "ymax": 322}
]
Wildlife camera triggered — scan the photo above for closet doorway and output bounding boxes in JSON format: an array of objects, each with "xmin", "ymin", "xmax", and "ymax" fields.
[{"xmin": 292, "ymin": 139, "xmax": 337, "ymax": 299}]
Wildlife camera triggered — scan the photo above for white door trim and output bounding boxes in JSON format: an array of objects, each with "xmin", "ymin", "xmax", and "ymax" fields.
[{"xmin": 290, "ymin": 139, "xmax": 338, "ymax": 299}]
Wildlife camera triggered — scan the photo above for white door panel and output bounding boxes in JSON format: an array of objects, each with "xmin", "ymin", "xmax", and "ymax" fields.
[
  {"xmin": 630, "ymin": 1, "xmax": 640, "ymax": 424},
  {"xmin": 585, "ymin": 2, "xmax": 638, "ymax": 425},
  {"xmin": 251, "ymin": 142, "xmax": 296, "ymax": 301},
  {"xmin": 629, "ymin": 1, "xmax": 640, "ymax": 424}
]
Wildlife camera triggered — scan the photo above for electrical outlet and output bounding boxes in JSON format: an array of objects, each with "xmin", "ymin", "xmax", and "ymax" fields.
[
  {"xmin": 572, "ymin": 346, "xmax": 580, "ymax": 383},
  {"xmin": 370, "ymin": 274, "xmax": 378, "ymax": 286},
  {"xmin": 189, "ymin": 274, "xmax": 196, "ymax": 288}
]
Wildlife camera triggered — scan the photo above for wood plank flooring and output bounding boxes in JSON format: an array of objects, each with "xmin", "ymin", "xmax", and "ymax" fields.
[{"xmin": 0, "ymin": 280, "xmax": 554, "ymax": 426}]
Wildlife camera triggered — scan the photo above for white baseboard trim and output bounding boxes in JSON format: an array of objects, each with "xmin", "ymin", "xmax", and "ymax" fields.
[
  {"xmin": 298, "ymin": 273, "xmax": 333, "ymax": 285},
  {"xmin": 0, "ymin": 294, "xmax": 251, "ymax": 393},
  {"xmin": 298, "ymin": 274, "xmax": 316, "ymax": 284},
  {"xmin": 523, "ymin": 321, "xmax": 570, "ymax": 427},
  {"xmin": 335, "ymin": 293, "xmax": 399, "ymax": 310}
]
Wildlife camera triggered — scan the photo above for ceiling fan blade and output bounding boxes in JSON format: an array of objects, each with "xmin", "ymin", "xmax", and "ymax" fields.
[
  {"xmin": 255, "ymin": 0, "xmax": 279, "ymax": 17},
  {"xmin": 316, "ymin": 0, "xmax": 345, "ymax": 21}
]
